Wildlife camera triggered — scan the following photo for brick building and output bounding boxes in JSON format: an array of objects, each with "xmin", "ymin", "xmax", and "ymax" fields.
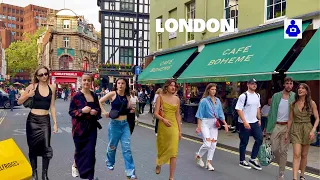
[
  {"xmin": 0, "ymin": 20, "xmax": 12, "ymax": 49},
  {"xmin": 39, "ymin": 9, "xmax": 100, "ymax": 90},
  {"xmin": 0, "ymin": 3, "xmax": 57, "ymax": 42}
]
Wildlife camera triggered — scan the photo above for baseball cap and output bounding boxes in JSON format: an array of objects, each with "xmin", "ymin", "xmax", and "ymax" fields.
[{"xmin": 247, "ymin": 78, "xmax": 257, "ymax": 84}]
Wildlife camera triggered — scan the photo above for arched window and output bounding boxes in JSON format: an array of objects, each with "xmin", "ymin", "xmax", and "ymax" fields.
[{"xmin": 59, "ymin": 55, "xmax": 73, "ymax": 70}]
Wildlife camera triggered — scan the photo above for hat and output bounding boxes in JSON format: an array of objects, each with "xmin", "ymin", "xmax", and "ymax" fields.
[{"xmin": 247, "ymin": 78, "xmax": 257, "ymax": 84}]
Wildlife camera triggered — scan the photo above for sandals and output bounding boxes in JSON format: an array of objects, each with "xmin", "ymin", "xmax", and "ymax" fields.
[
  {"xmin": 155, "ymin": 165, "xmax": 161, "ymax": 174},
  {"xmin": 300, "ymin": 176, "xmax": 305, "ymax": 180}
]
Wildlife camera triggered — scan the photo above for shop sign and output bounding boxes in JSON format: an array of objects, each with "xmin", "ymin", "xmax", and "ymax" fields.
[
  {"xmin": 150, "ymin": 59, "xmax": 173, "ymax": 73},
  {"xmin": 207, "ymin": 46, "xmax": 254, "ymax": 66},
  {"xmin": 100, "ymin": 71, "xmax": 133, "ymax": 77},
  {"xmin": 51, "ymin": 72, "xmax": 83, "ymax": 77}
]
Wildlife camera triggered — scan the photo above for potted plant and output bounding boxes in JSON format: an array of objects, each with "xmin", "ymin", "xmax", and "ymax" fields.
[
  {"xmin": 106, "ymin": 63, "xmax": 111, "ymax": 68},
  {"xmin": 115, "ymin": 64, "xmax": 120, "ymax": 69},
  {"xmin": 120, "ymin": 63, "xmax": 125, "ymax": 69}
]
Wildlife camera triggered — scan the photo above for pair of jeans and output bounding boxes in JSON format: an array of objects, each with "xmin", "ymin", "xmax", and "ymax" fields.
[
  {"xmin": 106, "ymin": 119, "xmax": 135, "ymax": 177},
  {"xmin": 239, "ymin": 121, "xmax": 263, "ymax": 162},
  {"xmin": 197, "ymin": 118, "xmax": 218, "ymax": 161},
  {"xmin": 10, "ymin": 99, "xmax": 14, "ymax": 111}
]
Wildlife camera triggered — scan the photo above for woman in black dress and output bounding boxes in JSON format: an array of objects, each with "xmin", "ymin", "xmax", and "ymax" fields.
[
  {"xmin": 18, "ymin": 65, "xmax": 58, "ymax": 180},
  {"xmin": 69, "ymin": 73, "xmax": 102, "ymax": 180}
]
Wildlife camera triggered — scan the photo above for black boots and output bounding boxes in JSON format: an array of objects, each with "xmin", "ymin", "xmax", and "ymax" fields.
[
  {"xmin": 42, "ymin": 158, "xmax": 50, "ymax": 180},
  {"xmin": 30, "ymin": 157, "xmax": 38, "ymax": 180}
]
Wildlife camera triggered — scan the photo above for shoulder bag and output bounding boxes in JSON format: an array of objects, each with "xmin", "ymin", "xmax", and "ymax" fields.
[
  {"xmin": 109, "ymin": 94, "xmax": 125, "ymax": 119},
  {"xmin": 23, "ymin": 84, "xmax": 36, "ymax": 108},
  {"xmin": 158, "ymin": 95, "xmax": 164, "ymax": 118},
  {"xmin": 206, "ymin": 98, "xmax": 221, "ymax": 128}
]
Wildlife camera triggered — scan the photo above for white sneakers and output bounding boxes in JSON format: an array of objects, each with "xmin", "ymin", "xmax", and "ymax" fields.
[
  {"xmin": 196, "ymin": 156, "xmax": 204, "ymax": 167},
  {"xmin": 196, "ymin": 155, "xmax": 215, "ymax": 171},
  {"xmin": 72, "ymin": 165, "xmax": 79, "ymax": 177},
  {"xmin": 206, "ymin": 163, "xmax": 215, "ymax": 171}
]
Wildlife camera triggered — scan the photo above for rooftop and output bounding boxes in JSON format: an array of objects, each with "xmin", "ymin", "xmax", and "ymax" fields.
[{"xmin": 56, "ymin": 9, "xmax": 78, "ymax": 17}]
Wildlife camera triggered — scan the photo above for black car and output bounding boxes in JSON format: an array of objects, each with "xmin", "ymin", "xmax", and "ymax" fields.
[{"xmin": 0, "ymin": 89, "xmax": 20, "ymax": 109}]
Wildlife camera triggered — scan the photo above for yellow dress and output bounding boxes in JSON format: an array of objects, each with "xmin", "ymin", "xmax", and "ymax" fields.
[{"xmin": 156, "ymin": 101, "xmax": 179, "ymax": 165}]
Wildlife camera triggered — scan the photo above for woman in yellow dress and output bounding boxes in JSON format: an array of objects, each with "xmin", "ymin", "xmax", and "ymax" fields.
[{"xmin": 154, "ymin": 79, "xmax": 182, "ymax": 180}]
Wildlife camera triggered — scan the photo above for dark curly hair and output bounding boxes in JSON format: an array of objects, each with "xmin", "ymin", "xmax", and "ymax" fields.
[
  {"xmin": 293, "ymin": 83, "xmax": 312, "ymax": 114},
  {"xmin": 112, "ymin": 78, "xmax": 130, "ymax": 96}
]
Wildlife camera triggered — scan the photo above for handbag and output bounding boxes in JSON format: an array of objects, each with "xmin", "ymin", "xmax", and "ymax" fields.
[
  {"xmin": 158, "ymin": 95, "xmax": 164, "ymax": 118},
  {"xmin": 109, "ymin": 94, "xmax": 125, "ymax": 119},
  {"xmin": 205, "ymin": 98, "xmax": 221, "ymax": 128},
  {"xmin": 23, "ymin": 84, "xmax": 35, "ymax": 108},
  {"xmin": 258, "ymin": 137, "xmax": 274, "ymax": 166}
]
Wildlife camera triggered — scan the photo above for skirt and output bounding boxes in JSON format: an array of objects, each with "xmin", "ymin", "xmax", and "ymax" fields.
[
  {"xmin": 74, "ymin": 127, "xmax": 97, "ymax": 179},
  {"xmin": 26, "ymin": 112, "xmax": 53, "ymax": 159}
]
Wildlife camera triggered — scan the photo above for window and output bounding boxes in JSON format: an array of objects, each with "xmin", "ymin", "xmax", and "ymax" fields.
[
  {"xmin": 59, "ymin": 55, "xmax": 73, "ymax": 70},
  {"xmin": 3, "ymin": 7, "xmax": 6, "ymax": 12},
  {"xmin": 63, "ymin": 37, "xmax": 69, "ymax": 48},
  {"xmin": 120, "ymin": 22, "xmax": 134, "ymax": 38},
  {"xmin": 119, "ymin": 47, "xmax": 134, "ymax": 65},
  {"xmin": 63, "ymin": 20, "xmax": 70, "ymax": 29},
  {"xmin": 224, "ymin": 0, "xmax": 238, "ymax": 29},
  {"xmin": 266, "ymin": 0, "xmax": 286, "ymax": 20},
  {"xmin": 12, "ymin": 32, "xmax": 16, "ymax": 36},
  {"xmin": 156, "ymin": 17, "xmax": 163, "ymax": 50},
  {"xmin": 186, "ymin": 1, "xmax": 195, "ymax": 42},
  {"xmin": 120, "ymin": 0, "xmax": 134, "ymax": 11}
]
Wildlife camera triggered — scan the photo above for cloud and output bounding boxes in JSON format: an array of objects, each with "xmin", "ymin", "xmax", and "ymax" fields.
[{"xmin": 5, "ymin": 0, "xmax": 101, "ymax": 31}]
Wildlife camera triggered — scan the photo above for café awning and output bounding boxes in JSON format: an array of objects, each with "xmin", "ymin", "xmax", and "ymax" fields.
[
  {"xmin": 177, "ymin": 23, "xmax": 310, "ymax": 83},
  {"xmin": 286, "ymin": 29, "xmax": 320, "ymax": 80},
  {"xmin": 138, "ymin": 48, "xmax": 197, "ymax": 84}
]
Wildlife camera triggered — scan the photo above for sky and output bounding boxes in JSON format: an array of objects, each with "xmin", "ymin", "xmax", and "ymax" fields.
[{"xmin": 4, "ymin": 0, "xmax": 101, "ymax": 31}]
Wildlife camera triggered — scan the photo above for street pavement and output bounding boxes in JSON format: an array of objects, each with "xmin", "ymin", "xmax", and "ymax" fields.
[{"xmin": 0, "ymin": 99, "xmax": 319, "ymax": 180}]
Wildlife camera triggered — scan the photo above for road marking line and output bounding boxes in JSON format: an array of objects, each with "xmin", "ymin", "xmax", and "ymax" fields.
[{"xmin": 138, "ymin": 123, "xmax": 320, "ymax": 179}]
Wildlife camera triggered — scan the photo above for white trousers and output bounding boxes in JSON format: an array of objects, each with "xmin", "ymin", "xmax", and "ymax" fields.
[{"xmin": 197, "ymin": 118, "xmax": 218, "ymax": 161}]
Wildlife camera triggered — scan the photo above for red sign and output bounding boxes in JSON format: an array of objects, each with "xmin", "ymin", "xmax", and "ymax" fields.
[{"xmin": 51, "ymin": 71, "xmax": 83, "ymax": 77}]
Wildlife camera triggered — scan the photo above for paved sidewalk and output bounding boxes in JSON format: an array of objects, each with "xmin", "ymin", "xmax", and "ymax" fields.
[{"xmin": 136, "ymin": 112, "xmax": 320, "ymax": 172}]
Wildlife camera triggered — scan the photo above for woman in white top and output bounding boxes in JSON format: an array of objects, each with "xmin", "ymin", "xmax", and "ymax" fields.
[
  {"xmin": 153, "ymin": 88, "xmax": 162, "ymax": 135},
  {"xmin": 128, "ymin": 90, "xmax": 139, "ymax": 134}
]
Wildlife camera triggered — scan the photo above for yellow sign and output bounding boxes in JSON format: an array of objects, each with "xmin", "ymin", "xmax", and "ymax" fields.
[
  {"xmin": 208, "ymin": 46, "xmax": 254, "ymax": 66},
  {"xmin": 0, "ymin": 138, "xmax": 32, "ymax": 180},
  {"xmin": 150, "ymin": 59, "xmax": 174, "ymax": 72}
]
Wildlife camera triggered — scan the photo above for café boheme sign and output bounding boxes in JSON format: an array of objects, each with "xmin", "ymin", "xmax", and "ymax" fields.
[
  {"xmin": 149, "ymin": 59, "xmax": 174, "ymax": 73},
  {"xmin": 207, "ymin": 45, "xmax": 254, "ymax": 66}
]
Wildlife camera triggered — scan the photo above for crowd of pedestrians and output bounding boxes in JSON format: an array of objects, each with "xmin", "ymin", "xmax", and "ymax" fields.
[{"xmin": 14, "ymin": 65, "xmax": 319, "ymax": 180}]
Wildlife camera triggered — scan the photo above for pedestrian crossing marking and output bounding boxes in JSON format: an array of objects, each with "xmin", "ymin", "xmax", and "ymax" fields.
[{"xmin": 138, "ymin": 123, "xmax": 320, "ymax": 179}]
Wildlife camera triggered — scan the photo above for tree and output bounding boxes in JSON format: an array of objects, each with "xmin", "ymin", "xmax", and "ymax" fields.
[{"xmin": 6, "ymin": 28, "xmax": 46, "ymax": 78}]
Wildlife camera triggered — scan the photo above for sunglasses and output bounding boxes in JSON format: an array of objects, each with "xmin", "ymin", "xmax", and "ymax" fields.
[{"xmin": 37, "ymin": 73, "xmax": 49, "ymax": 77}]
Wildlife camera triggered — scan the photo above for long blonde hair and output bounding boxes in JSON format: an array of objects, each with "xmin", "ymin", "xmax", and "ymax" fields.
[
  {"xmin": 155, "ymin": 88, "xmax": 162, "ymax": 94},
  {"xmin": 202, "ymin": 83, "xmax": 217, "ymax": 99}
]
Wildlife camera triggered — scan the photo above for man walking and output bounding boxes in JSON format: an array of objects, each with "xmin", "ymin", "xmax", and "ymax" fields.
[
  {"xmin": 266, "ymin": 77, "xmax": 295, "ymax": 180},
  {"xmin": 8, "ymin": 85, "xmax": 17, "ymax": 111},
  {"xmin": 235, "ymin": 79, "xmax": 263, "ymax": 170}
]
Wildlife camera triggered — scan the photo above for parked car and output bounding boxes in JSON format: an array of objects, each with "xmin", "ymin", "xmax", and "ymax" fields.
[{"xmin": 0, "ymin": 89, "xmax": 20, "ymax": 109}]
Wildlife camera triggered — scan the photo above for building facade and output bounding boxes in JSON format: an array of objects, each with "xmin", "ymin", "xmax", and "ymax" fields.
[
  {"xmin": 149, "ymin": 0, "xmax": 320, "ymax": 52},
  {"xmin": 0, "ymin": 42, "xmax": 6, "ymax": 81},
  {"xmin": 39, "ymin": 9, "xmax": 100, "ymax": 90},
  {"xmin": 0, "ymin": 21, "xmax": 12, "ymax": 49},
  {"xmin": 0, "ymin": 3, "xmax": 56, "ymax": 41},
  {"xmin": 97, "ymin": 0, "xmax": 150, "ymax": 89},
  {"xmin": 139, "ymin": 0, "xmax": 320, "ymax": 106}
]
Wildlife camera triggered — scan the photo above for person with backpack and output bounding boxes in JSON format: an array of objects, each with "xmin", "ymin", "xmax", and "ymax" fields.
[
  {"xmin": 266, "ymin": 77, "xmax": 295, "ymax": 180},
  {"xmin": 235, "ymin": 78, "xmax": 263, "ymax": 170}
]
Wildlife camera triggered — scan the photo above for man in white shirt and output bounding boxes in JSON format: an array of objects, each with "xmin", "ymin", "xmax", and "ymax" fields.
[
  {"xmin": 261, "ymin": 98, "xmax": 272, "ymax": 131},
  {"xmin": 235, "ymin": 78, "xmax": 263, "ymax": 170}
]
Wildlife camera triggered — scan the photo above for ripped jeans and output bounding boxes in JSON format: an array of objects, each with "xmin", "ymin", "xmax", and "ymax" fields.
[
  {"xmin": 197, "ymin": 118, "xmax": 218, "ymax": 161},
  {"xmin": 106, "ymin": 119, "xmax": 136, "ymax": 177}
]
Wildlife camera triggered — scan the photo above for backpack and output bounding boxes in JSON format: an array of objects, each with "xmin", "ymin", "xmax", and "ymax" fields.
[
  {"xmin": 231, "ymin": 98, "xmax": 239, "ymax": 117},
  {"xmin": 258, "ymin": 137, "xmax": 274, "ymax": 166},
  {"xmin": 243, "ymin": 92, "xmax": 260, "ymax": 108}
]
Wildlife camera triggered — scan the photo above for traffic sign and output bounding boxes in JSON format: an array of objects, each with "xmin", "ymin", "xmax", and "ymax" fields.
[{"xmin": 135, "ymin": 66, "xmax": 141, "ymax": 75}]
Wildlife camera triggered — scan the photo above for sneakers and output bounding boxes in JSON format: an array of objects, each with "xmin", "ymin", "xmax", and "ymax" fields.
[
  {"xmin": 248, "ymin": 158, "xmax": 262, "ymax": 170},
  {"xmin": 195, "ymin": 155, "xmax": 204, "ymax": 167},
  {"xmin": 277, "ymin": 171, "xmax": 285, "ymax": 180},
  {"xmin": 127, "ymin": 174, "xmax": 137, "ymax": 179},
  {"xmin": 206, "ymin": 163, "xmax": 215, "ymax": 171},
  {"xmin": 71, "ymin": 165, "xmax": 79, "ymax": 177},
  {"xmin": 107, "ymin": 165, "xmax": 114, "ymax": 170},
  {"xmin": 239, "ymin": 161, "xmax": 251, "ymax": 169}
]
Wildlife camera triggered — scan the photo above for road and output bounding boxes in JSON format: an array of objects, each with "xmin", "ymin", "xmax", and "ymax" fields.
[{"xmin": 0, "ymin": 99, "xmax": 319, "ymax": 180}]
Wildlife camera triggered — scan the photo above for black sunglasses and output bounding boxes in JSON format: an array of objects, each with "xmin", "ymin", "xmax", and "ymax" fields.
[{"xmin": 37, "ymin": 73, "xmax": 49, "ymax": 77}]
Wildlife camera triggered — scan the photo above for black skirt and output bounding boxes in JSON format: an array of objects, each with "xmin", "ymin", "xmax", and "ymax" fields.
[{"xmin": 26, "ymin": 112, "xmax": 53, "ymax": 159}]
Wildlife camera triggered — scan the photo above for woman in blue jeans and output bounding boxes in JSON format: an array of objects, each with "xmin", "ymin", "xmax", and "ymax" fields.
[{"xmin": 99, "ymin": 78, "xmax": 137, "ymax": 180}]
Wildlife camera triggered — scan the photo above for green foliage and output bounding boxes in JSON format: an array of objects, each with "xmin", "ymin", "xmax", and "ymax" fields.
[
  {"xmin": 94, "ymin": 79, "xmax": 100, "ymax": 87},
  {"xmin": 6, "ymin": 28, "xmax": 46, "ymax": 77}
]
